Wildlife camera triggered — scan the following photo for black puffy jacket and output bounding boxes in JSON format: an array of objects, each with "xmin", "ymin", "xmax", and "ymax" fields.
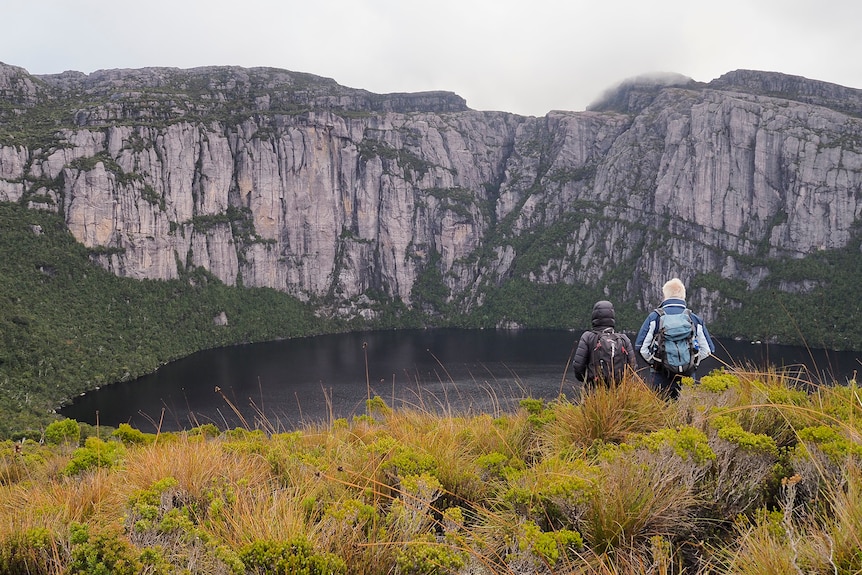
[{"xmin": 571, "ymin": 300, "xmax": 636, "ymax": 383}]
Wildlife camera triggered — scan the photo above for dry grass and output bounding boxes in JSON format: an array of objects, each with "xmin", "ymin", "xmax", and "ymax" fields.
[
  {"xmin": 540, "ymin": 378, "xmax": 670, "ymax": 456},
  {"xmin": 583, "ymin": 453, "xmax": 700, "ymax": 556},
  {"xmin": 3, "ymin": 366, "xmax": 862, "ymax": 574},
  {"xmin": 824, "ymin": 462, "xmax": 862, "ymax": 571},
  {"xmin": 719, "ymin": 517, "xmax": 801, "ymax": 575},
  {"xmin": 122, "ymin": 435, "xmax": 271, "ymax": 496},
  {"xmin": 0, "ymin": 468, "xmax": 120, "ymax": 538}
]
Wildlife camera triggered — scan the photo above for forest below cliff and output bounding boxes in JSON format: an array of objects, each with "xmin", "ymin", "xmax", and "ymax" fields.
[
  {"xmin": 3, "ymin": 65, "xmax": 862, "ymax": 328},
  {"xmin": 0, "ymin": 202, "xmax": 340, "ymax": 435}
]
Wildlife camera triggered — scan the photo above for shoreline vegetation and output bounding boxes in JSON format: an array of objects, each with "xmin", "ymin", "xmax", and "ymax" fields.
[
  {"xmin": 2, "ymin": 369, "xmax": 862, "ymax": 574},
  {"xmin": 3, "ymin": 198, "xmax": 862, "ymax": 437},
  {"xmin": 0, "ymin": 202, "xmax": 344, "ymax": 436}
]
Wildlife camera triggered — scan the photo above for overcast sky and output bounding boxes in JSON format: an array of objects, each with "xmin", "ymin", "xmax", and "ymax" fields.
[{"xmin": 3, "ymin": 0, "xmax": 861, "ymax": 117}]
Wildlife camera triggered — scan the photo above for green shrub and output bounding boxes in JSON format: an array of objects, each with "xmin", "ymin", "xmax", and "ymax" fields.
[
  {"xmin": 635, "ymin": 426, "xmax": 716, "ymax": 464},
  {"xmin": 189, "ymin": 423, "xmax": 221, "ymax": 438},
  {"xmin": 395, "ymin": 533, "xmax": 468, "ymax": 575},
  {"xmin": 519, "ymin": 398, "xmax": 545, "ymax": 415},
  {"xmin": 366, "ymin": 395, "xmax": 392, "ymax": 418},
  {"xmin": 796, "ymin": 425, "xmax": 862, "ymax": 463},
  {"xmin": 503, "ymin": 457, "xmax": 593, "ymax": 527},
  {"xmin": 707, "ymin": 415, "xmax": 782, "ymax": 520},
  {"xmin": 711, "ymin": 415, "xmax": 778, "ymax": 456},
  {"xmin": 699, "ymin": 370, "xmax": 740, "ymax": 393},
  {"xmin": 520, "ymin": 398, "xmax": 555, "ymax": 428},
  {"xmin": 721, "ymin": 379, "xmax": 812, "ymax": 448},
  {"xmin": 382, "ymin": 446, "xmax": 438, "ymax": 481},
  {"xmin": 323, "ymin": 498, "xmax": 379, "ymax": 539},
  {"xmin": 223, "ymin": 428, "xmax": 266, "ymax": 441},
  {"xmin": 365, "ymin": 434, "xmax": 438, "ymax": 483},
  {"xmin": 112, "ymin": 423, "xmax": 155, "ymax": 445},
  {"xmin": 518, "ymin": 520, "xmax": 583, "ymax": 567},
  {"xmin": 127, "ymin": 477, "xmax": 183, "ymax": 534},
  {"xmin": 389, "ymin": 473, "xmax": 444, "ymax": 539},
  {"xmin": 78, "ymin": 422, "xmax": 114, "ymax": 442},
  {"xmin": 68, "ymin": 523, "xmax": 143, "ymax": 575},
  {"xmin": 64, "ymin": 436, "xmax": 126, "ymax": 475},
  {"xmin": 0, "ymin": 527, "xmax": 56, "ymax": 575},
  {"xmin": 239, "ymin": 538, "xmax": 346, "ymax": 575},
  {"xmin": 476, "ymin": 451, "xmax": 512, "ymax": 480},
  {"xmin": 126, "ymin": 476, "xmax": 235, "ymax": 573},
  {"xmin": 44, "ymin": 418, "xmax": 80, "ymax": 446}
]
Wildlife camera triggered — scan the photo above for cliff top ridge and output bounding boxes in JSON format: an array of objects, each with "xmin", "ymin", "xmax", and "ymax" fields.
[
  {"xmin": 0, "ymin": 62, "xmax": 469, "ymax": 115},
  {"xmin": 588, "ymin": 68, "xmax": 862, "ymax": 117},
  {"xmin": 3, "ymin": 61, "xmax": 861, "ymax": 118}
]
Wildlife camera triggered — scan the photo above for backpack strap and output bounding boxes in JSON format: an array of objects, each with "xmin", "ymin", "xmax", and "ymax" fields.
[
  {"xmin": 655, "ymin": 307, "xmax": 693, "ymax": 323},
  {"xmin": 591, "ymin": 327, "xmax": 614, "ymax": 350}
]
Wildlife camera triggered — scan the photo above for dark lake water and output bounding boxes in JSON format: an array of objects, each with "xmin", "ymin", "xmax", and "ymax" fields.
[{"xmin": 60, "ymin": 329, "xmax": 862, "ymax": 433}]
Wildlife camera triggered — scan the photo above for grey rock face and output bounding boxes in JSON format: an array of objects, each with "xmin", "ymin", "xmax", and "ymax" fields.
[{"xmin": 1, "ymin": 64, "xmax": 861, "ymax": 321}]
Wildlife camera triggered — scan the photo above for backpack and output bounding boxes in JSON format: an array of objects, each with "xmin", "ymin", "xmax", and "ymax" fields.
[
  {"xmin": 589, "ymin": 328, "xmax": 630, "ymax": 385},
  {"xmin": 651, "ymin": 308, "xmax": 698, "ymax": 374}
]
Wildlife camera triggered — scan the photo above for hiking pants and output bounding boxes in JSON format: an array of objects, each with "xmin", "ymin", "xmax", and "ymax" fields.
[{"xmin": 650, "ymin": 368, "xmax": 697, "ymax": 400}]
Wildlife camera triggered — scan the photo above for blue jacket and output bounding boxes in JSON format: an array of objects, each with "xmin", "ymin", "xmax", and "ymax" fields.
[{"xmin": 634, "ymin": 298, "xmax": 715, "ymax": 367}]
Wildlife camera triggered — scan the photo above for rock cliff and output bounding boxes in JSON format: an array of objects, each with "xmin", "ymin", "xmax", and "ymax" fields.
[{"xmin": 1, "ymin": 63, "xmax": 861, "ymax": 326}]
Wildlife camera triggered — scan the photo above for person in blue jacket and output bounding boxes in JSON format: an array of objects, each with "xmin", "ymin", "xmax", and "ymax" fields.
[{"xmin": 634, "ymin": 278, "xmax": 715, "ymax": 399}]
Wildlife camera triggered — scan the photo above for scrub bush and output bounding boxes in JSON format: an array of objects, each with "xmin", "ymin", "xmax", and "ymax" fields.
[{"xmin": 239, "ymin": 538, "xmax": 347, "ymax": 575}]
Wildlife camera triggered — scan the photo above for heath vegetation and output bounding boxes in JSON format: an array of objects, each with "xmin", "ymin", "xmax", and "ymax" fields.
[{"xmin": 2, "ymin": 367, "xmax": 861, "ymax": 574}]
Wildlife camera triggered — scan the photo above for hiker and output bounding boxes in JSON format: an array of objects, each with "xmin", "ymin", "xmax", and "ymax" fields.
[
  {"xmin": 635, "ymin": 278, "xmax": 715, "ymax": 399},
  {"xmin": 572, "ymin": 300, "xmax": 637, "ymax": 389}
]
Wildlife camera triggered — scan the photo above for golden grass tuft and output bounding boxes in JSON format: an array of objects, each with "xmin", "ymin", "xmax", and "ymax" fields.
[
  {"xmin": 583, "ymin": 454, "xmax": 700, "ymax": 556},
  {"xmin": 123, "ymin": 436, "xmax": 270, "ymax": 492},
  {"xmin": 0, "ymin": 469, "xmax": 120, "ymax": 540},
  {"xmin": 5, "ymin": 365, "xmax": 862, "ymax": 574},
  {"xmin": 540, "ymin": 378, "xmax": 670, "ymax": 456},
  {"xmin": 716, "ymin": 508, "xmax": 810, "ymax": 575},
  {"xmin": 823, "ymin": 462, "xmax": 862, "ymax": 571}
]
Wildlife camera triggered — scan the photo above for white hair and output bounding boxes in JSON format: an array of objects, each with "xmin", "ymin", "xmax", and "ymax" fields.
[{"xmin": 662, "ymin": 278, "xmax": 686, "ymax": 300}]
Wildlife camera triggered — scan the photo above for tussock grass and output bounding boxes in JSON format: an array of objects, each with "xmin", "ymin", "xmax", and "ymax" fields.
[
  {"xmin": 540, "ymin": 376, "xmax": 670, "ymax": 455},
  {"xmin": 583, "ymin": 452, "xmax": 700, "ymax": 555},
  {"xmin": 2, "ymin": 368, "xmax": 862, "ymax": 574},
  {"xmin": 123, "ymin": 436, "xmax": 271, "ymax": 492}
]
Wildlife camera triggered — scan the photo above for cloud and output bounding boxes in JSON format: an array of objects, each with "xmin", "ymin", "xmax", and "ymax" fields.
[{"xmin": 3, "ymin": 0, "xmax": 862, "ymax": 117}]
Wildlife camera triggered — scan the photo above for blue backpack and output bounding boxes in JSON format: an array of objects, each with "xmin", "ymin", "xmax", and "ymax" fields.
[{"xmin": 652, "ymin": 308, "xmax": 697, "ymax": 374}]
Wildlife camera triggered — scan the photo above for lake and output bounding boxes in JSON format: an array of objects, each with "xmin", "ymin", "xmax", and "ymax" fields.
[{"xmin": 60, "ymin": 329, "xmax": 862, "ymax": 433}]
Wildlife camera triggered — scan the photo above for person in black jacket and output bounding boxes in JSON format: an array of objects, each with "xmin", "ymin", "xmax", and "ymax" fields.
[{"xmin": 571, "ymin": 300, "xmax": 637, "ymax": 389}]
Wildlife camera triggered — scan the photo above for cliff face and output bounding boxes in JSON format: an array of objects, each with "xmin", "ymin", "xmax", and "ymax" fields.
[{"xmin": 1, "ymin": 64, "xmax": 861, "ymax": 323}]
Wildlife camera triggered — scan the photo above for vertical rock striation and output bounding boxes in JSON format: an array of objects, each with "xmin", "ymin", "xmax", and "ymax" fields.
[{"xmin": 1, "ymin": 63, "xmax": 861, "ymax": 323}]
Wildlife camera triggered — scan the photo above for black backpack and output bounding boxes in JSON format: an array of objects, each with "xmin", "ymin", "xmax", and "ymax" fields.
[
  {"xmin": 651, "ymin": 308, "xmax": 698, "ymax": 374},
  {"xmin": 589, "ymin": 328, "xmax": 630, "ymax": 385}
]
